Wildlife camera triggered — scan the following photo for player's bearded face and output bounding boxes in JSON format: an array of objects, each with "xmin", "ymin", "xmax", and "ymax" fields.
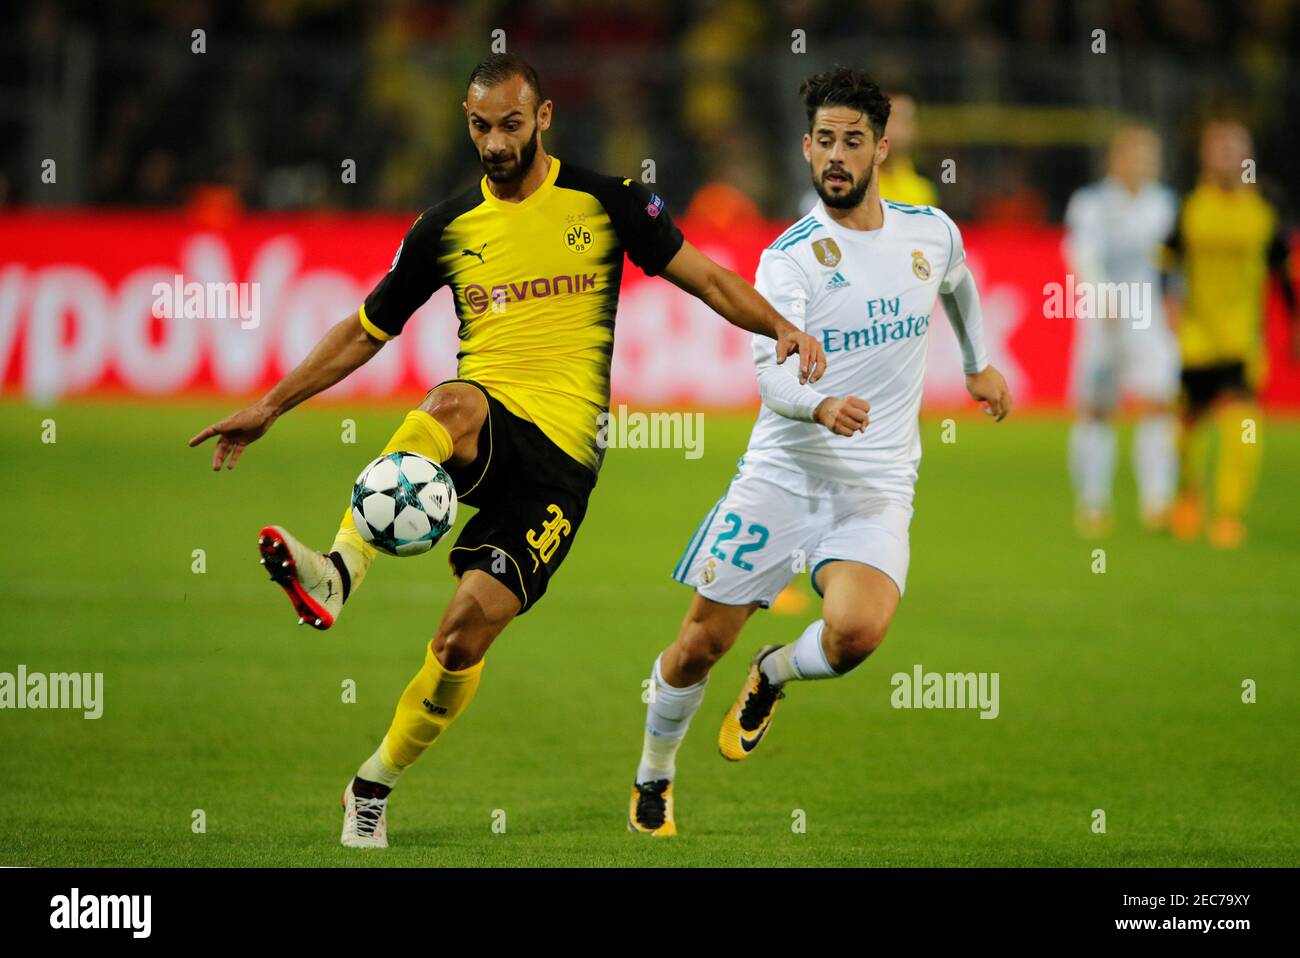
[
  {"xmin": 806, "ymin": 110, "xmax": 879, "ymax": 210},
  {"xmin": 812, "ymin": 154, "xmax": 874, "ymax": 209},
  {"xmin": 480, "ymin": 122, "xmax": 540, "ymax": 184}
]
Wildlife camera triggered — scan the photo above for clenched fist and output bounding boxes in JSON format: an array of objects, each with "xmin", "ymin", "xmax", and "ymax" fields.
[{"xmin": 814, "ymin": 395, "xmax": 871, "ymax": 436}]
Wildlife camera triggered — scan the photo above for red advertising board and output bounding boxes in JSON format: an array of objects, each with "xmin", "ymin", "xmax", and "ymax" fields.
[{"xmin": 1, "ymin": 212, "xmax": 1295, "ymax": 408}]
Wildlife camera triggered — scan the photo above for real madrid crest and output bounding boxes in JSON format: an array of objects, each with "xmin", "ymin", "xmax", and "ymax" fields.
[
  {"xmin": 700, "ymin": 557, "xmax": 718, "ymax": 586},
  {"xmin": 811, "ymin": 237, "xmax": 841, "ymax": 268},
  {"xmin": 911, "ymin": 249, "xmax": 931, "ymax": 280}
]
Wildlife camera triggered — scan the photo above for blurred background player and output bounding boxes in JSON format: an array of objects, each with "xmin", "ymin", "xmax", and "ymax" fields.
[
  {"xmin": 1164, "ymin": 119, "xmax": 1300, "ymax": 548},
  {"xmin": 1064, "ymin": 123, "xmax": 1179, "ymax": 535},
  {"xmin": 877, "ymin": 89, "xmax": 939, "ymax": 208}
]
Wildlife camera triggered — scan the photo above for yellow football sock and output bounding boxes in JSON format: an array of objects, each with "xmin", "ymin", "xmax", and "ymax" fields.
[
  {"xmin": 331, "ymin": 508, "xmax": 376, "ymax": 579},
  {"xmin": 330, "ymin": 410, "xmax": 457, "ymax": 585},
  {"xmin": 380, "ymin": 643, "xmax": 484, "ymax": 770},
  {"xmin": 1177, "ymin": 415, "xmax": 1212, "ymax": 497},
  {"xmin": 379, "ymin": 409, "xmax": 456, "ymax": 462},
  {"xmin": 1213, "ymin": 402, "xmax": 1261, "ymax": 520}
]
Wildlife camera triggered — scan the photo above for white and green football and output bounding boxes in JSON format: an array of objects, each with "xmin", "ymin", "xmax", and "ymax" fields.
[{"xmin": 350, "ymin": 452, "xmax": 457, "ymax": 557}]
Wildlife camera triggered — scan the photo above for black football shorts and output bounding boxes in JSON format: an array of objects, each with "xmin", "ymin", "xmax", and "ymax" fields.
[
  {"xmin": 436, "ymin": 379, "xmax": 596, "ymax": 614},
  {"xmin": 1180, "ymin": 361, "xmax": 1250, "ymax": 417}
]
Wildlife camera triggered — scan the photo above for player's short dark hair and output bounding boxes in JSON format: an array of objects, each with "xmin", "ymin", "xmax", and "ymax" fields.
[
  {"xmin": 467, "ymin": 54, "xmax": 545, "ymax": 106},
  {"xmin": 800, "ymin": 67, "xmax": 891, "ymax": 140}
]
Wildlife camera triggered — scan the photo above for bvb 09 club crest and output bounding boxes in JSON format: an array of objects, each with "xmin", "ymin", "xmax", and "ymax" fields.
[
  {"xmin": 565, "ymin": 223, "xmax": 593, "ymax": 254},
  {"xmin": 911, "ymin": 249, "xmax": 931, "ymax": 280}
]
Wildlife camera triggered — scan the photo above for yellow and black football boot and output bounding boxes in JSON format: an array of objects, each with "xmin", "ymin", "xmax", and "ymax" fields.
[
  {"xmin": 627, "ymin": 779, "xmax": 676, "ymax": 836},
  {"xmin": 719, "ymin": 644, "xmax": 785, "ymax": 761}
]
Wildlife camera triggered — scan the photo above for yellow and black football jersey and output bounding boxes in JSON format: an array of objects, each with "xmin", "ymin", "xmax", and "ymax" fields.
[
  {"xmin": 359, "ymin": 158, "xmax": 684, "ymax": 473},
  {"xmin": 878, "ymin": 155, "xmax": 938, "ymax": 208},
  {"xmin": 1165, "ymin": 180, "xmax": 1295, "ymax": 381}
]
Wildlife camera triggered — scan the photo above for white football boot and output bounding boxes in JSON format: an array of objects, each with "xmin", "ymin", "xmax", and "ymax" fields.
[
  {"xmin": 258, "ymin": 525, "xmax": 345, "ymax": 630},
  {"xmin": 341, "ymin": 781, "xmax": 389, "ymax": 849}
]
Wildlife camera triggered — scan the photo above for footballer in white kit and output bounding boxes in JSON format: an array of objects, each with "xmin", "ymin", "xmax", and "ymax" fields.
[
  {"xmin": 1065, "ymin": 123, "xmax": 1180, "ymax": 533},
  {"xmin": 627, "ymin": 67, "xmax": 1011, "ymax": 837}
]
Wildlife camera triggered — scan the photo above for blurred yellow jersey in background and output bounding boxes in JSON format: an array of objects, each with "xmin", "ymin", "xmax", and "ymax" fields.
[
  {"xmin": 1168, "ymin": 182, "xmax": 1282, "ymax": 382},
  {"xmin": 878, "ymin": 156, "xmax": 939, "ymax": 208}
]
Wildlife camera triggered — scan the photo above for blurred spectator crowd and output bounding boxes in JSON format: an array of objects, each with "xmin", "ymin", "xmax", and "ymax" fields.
[{"xmin": 2, "ymin": 0, "xmax": 1299, "ymax": 221}]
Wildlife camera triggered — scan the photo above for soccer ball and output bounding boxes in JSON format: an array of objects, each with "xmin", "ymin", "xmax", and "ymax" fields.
[{"xmin": 350, "ymin": 452, "xmax": 457, "ymax": 557}]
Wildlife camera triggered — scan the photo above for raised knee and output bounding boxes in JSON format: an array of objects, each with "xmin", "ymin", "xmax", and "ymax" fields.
[
  {"xmin": 421, "ymin": 384, "xmax": 483, "ymax": 437},
  {"xmin": 824, "ymin": 612, "xmax": 888, "ymax": 664}
]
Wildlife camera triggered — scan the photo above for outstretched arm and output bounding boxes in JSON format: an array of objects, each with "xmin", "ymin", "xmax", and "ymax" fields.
[
  {"xmin": 935, "ymin": 213, "xmax": 1010, "ymax": 420},
  {"xmin": 191, "ymin": 204, "xmax": 447, "ymax": 470},
  {"xmin": 939, "ymin": 266, "xmax": 1011, "ymax": 421},
  {"xmin": 188, "ymin": 313, "xmax": 383, "ymax": 470},
  {"xmin": 661, "ymin": 240, "xmax": 826, "ymax": 384}
]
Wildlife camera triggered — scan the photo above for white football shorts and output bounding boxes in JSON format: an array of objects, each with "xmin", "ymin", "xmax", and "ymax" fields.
[
  {"xmin": 671, "ymin": 470, "xmax": 913, "ymax": 606},
  {"xmin": 1072, "ymin": 314, "xmax": 1180, "ymax": 409}
]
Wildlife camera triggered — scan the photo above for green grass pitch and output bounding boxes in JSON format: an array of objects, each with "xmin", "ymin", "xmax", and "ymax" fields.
[{"xmin": 1, "ymin": 399, "xmax": 1297, "ymax": 867}]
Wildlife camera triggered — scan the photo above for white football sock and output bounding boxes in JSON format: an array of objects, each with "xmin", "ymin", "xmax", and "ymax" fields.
[
  {"xmin": 356, "ymin": 741, "xmax": 403, "ymax": 788},
  {"xmin": 636, "ymin": 655, "xmax": 707, "ymax": 784},
  {"xmin": 761, "ymin": 620, "xmax": 840, "ymax": 684},
  {"xmin": 1133, "ymin": 413, "xmax": 1176, "ymax": 513},
  {"xmin": 1068, "ymin": 418, "xmax": 1116, "ymax": 511}
]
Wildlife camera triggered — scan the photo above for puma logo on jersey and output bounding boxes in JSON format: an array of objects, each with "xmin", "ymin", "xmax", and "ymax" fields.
[{"xmin": 461, "ymin": 244, "xmax": 487, "ymax": 264}]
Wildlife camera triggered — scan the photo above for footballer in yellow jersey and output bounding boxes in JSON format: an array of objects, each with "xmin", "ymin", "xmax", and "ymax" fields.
[
  {"xmin": 877, "ymin": 90, "xmax": 939, "ymax": 208},
  {"xmin": 190, "ymin": 54, "xmax": 825, "ymax": 848},
  {"xmin": 1164, "ymin": 120, "xmax": 1299, "ymax": 547},
  {"xmin": 359, "ymin": 154, "xmax": 679, "ymax": 474}
]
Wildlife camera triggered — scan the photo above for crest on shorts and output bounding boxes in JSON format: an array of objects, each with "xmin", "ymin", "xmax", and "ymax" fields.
[
  {"xmin": 811, "ymin": 238, "xmax": 841, "ymax": 268},
  {"xmin": 700, "ymin": 557, "xmax": 718, "ymax": 586},
  {"xmin": 911, "ymin": 249, "xmax": 931, "ymax": 280}
]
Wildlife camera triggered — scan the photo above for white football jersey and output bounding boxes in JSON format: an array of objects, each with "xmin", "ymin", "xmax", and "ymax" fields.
[
  {"xmin": 742, "ymin": 199, "xmax": 970, "ymax": 503},
  {"xmin": 1064, "ymin": 178, "xmax": 1177, "ymax": 295},
  {"xmin": 1064, "ymin": 178, "xmax": 1180, "ymax": 403}
]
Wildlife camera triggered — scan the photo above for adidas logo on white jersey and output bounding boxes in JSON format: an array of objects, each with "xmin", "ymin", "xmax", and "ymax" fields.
[{"xmin": 825, "ymin": 270, "xmax": 851, "ymax": 291}]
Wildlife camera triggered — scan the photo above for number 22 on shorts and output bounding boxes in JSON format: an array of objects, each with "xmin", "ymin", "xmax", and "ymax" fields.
[{"xmin": 709, "ymin": 513, "xmax": 770, "ymax": 572}]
